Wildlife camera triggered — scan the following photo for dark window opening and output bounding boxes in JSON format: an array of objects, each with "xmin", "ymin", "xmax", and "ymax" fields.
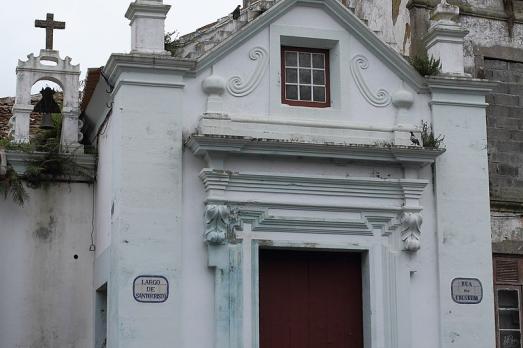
[{"xmin": 281, "ymin": 46, "xmax": 331, "ymax": 108}]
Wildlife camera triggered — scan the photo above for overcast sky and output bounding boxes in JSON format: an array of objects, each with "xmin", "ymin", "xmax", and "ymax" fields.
[{"xmin": 0, "ymin": 0, "xmax": 240, "ymax": 96}]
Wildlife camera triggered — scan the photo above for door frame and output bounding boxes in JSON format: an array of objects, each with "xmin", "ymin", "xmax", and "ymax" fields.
[
  {"xmin": 206, "ymin": 210, "xmax": 415, "ymax": 348},
  {"xmin": 254, "ymin": 243, "xmax": 368, "ymax": 348}
]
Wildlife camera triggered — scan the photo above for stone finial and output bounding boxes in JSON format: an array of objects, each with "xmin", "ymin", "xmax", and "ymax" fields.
[
  {"xmin": 125, "ymin": 0, "xmax": 171, "ymax": 55},
  {"xmin": 424, "ymin": 0, "xmax": 468, "ymax": 75},
  {"xmin": 202, "ymin": 73, "xmax": 226, "ymax": 115},
  {"xmin": 431, "ymin": 0, "xmax": 460, "ymax": 23}
]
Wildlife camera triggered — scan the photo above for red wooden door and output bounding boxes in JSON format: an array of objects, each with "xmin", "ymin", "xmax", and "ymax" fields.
[{"xmin": 259, "ymin": 249, "xmax": 363, "ymax": 348}]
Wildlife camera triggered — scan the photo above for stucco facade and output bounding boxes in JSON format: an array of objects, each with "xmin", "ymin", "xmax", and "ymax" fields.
[
  {"xmin": 0, "ymin": 0, "xmax": 513, "ymax": 347},
  {"xmin": 80, "ymin": 0, "xmax": 496, "ymax": 347}
]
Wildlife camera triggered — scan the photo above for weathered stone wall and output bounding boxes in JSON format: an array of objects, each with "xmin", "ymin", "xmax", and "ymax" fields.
[
  {"xmin": 484, "ymin": 58, "xmax": 523, "ymax": 205},
  {"xmin": 372, "ymin": 0, "xmax": 523, "ymax": 252},
  {"xmin": 483, "ymin": 56, "xmax": 523, "ymax": 253},
  {"xmin": 492, "ymin": 211, "xmax": 523, "ymax": 253}
]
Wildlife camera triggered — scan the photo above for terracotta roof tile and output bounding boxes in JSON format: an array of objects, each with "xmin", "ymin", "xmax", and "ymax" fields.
[{"xmin": 0, "ymin": 94, "xmax": 63, "ymax": 141}]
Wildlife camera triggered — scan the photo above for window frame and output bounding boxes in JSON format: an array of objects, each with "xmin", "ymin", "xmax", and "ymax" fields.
[
  {"xmin": 280, "ymin": 46, "xmax": 331, "ymax": 108},
  {"xmin": 494, "ymin": 255, "xmax": 523, "ymax": 348},
  {"xmin": 495, "ymin": 285, "xmax": 523, "ymax": 348}
]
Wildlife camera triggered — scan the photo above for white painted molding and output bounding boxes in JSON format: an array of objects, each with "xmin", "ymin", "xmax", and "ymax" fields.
[
  {"xmin": 188, "ymin": 135, "xmax": 445, "ymax": 167},
  {"xmin": 232, "ymin": 207, "xmax": 400, "ymax": 236},
  {"xmin": 5, "ymin": 151, "xmax": 97, "ymax": 181},
  {"xmin": 350, "ymin": 55, "xmax": 392, "ymax": 107},
  {"xmin": 200, "ymin": 169, "xmax": 429, "ymax": 203},
  {"xmin": 400, "ymin": 212, "xmax": 423, "ymax": 251},
  {"xmin": 227, "ymin": 47, "xmax": 268, "ymax": 97}
]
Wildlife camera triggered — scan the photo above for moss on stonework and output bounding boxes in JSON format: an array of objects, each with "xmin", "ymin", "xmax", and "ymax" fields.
[{"xmin": 392, "ymin": 0, "xmax": 402, "ymax": 25}]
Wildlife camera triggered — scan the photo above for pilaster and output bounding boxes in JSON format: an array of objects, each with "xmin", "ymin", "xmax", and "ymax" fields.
[
  {"xmin": 428, "ymin": 75, "xmax": 497, "ymax": 347},
  {"xmin": 104, "ymin": 53, "xmax": 185, "ymax": 348},
  {"xmin": 125, "ymin": 0, "xmax": 171, "ymax": 55}
]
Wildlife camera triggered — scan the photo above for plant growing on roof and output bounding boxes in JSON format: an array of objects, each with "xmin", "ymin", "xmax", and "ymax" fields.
[
  {"xmin": 0, "ymin": 165, "xmax": 28, "ymax": 206},
  {"xmin": 164, "ymin": 30, "xmax": 180, "ymax": 55},
  {"xmin": 420, "ymin": 121, "xmax": 445, "ymax": 149},
  {"xmin": 0, "ymin": 113, "xmax": 93, "ymax": 206},
  {"xmin": 410, "ymin": 53, "xmax": 441, "ymax": 77}
]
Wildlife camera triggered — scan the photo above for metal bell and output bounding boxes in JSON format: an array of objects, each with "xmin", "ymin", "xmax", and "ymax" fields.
[{"xmin": 40, "ymin": 113, "xmax": 55, "ymax": 130}]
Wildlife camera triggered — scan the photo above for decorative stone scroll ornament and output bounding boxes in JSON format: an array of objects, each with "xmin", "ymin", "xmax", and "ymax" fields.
[
  {"xmin": 400, "ymin": 212, "xmax": 423, "ymax": 252},
  {"xmin": 350, "ymin": 55, "xmax": 392, "ymax": 107},
  {"xmin": 204, "ymin": 204, "xmax": 231, "ymax": 244},
  {"xmin": 226, "ymin": 47, "xmax": 269, "ymax": 97}
]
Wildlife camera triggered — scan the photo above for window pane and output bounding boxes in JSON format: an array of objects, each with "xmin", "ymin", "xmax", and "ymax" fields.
[
  {"xmin": 286, "ymin": 85, "xmax": 298, "ymax": 100},
  {"xmin": 500, "ymin": 310, "xmax": 521, "ymax": 330},
  {"xmin": 500, "ymin": 290, "xmax": 520, "ymax": 309},
  {"xmin": 299, "ymin": 86, "xmax": 311, "ymax": 101},
  {"xmin": 285, "ymin": 51, "xmax": 297, "ymax": 67},
  {"xmin": 286, "ymin": 68, "xmax": 298, "ymax": 83},
  {"xmin": 312, "ymin": 53, "xmax": 325, "ymax": 68},
  {"xmin": 313, "ymin": 86, "xmax": 326, "ymax": 102},
  {"xmin": 299, "ymin": 53, "xmax": 311, "ymax": 67},
  {"xmin": 299, "ymin": 69, "xmax": 311, "ymax": 84},
  {"xmin": 313, "ymin": 70, "xmax": 325, "ymax": 85},
  {"xmin": 501, "ymin": 331, "xmax": 521, "ymax": 348}
]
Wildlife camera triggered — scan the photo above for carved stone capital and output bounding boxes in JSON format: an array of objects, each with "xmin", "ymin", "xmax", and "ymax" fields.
[
  {"xmin": 204, "ymin": 204, "xmax": 234, "ymax": 245},
  {"xmin": 400, "ymin": 212, "xmax": 423, "ymax": 252}
]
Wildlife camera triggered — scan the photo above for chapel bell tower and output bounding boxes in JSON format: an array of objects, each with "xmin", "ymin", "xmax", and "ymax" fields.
[{"xmin": 9, "ymin": 13, "xmax": 83, "ymax": 153}]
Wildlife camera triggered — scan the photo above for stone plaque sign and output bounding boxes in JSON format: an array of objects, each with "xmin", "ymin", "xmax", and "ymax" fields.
[
  {"xmin": 451, "ymin": 278, "xmax": 482, "ymax": 304},
  {"xmin": 133, "ymin": 275, "xmax": 169, "ymax": 303}
]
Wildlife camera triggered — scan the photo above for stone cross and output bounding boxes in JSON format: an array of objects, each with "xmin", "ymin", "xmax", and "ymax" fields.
[{"xmin": 35, "ymin": 13, "xmax": 65, "ymax": 50}]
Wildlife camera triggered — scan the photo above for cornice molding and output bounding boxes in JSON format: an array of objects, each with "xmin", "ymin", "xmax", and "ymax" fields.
[
  {"xmin": 203, "ymin": 202, "xmax": 401, "ymax": 237},
  {"xmin": 187, "ymin": 135, "xmax": 445, "ymax": 167},
  {"xmin": 427, "ymin": 75, "xmax": 499, "ymax": 95},
  {"xmin": 200, "ymin": 168, "xmax": 429, "ymax": 202},
  {"xmin": 6, "ymin": 151, "xmax": 97, "ymax": 182},
  {"xmin": 103, "ymin": 53, "xmax": 196, "ymax": 86},
  {"xmin": 125, "ymin": 2, "xmax": 171, "ymax": 21}
]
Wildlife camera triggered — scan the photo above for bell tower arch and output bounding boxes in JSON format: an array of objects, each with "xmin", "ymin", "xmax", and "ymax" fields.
[{"xmin": 10, "ymin": 13, "xmax": 83, "ymax": 153}]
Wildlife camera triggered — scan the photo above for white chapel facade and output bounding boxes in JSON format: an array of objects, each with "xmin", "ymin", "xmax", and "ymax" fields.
[{"xmin": 0, "ymin": 0, "xmax": 499, "ymax": 347}]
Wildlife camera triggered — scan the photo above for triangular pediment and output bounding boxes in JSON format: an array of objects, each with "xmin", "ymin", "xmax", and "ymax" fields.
[{"xmin": 195, "ymin": 0, "xmax": 425, "ymax": 91}]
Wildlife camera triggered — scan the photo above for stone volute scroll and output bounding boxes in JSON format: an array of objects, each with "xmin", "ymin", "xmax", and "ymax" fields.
[
  {"xmin": 227, "ymin": 46, "xmax": 269, "ymax": 97},
  {"xmin": 350, "ymin": 54, "xmax": 392, "ymax": 107},
  {"xmin": 204, "ymin": 204, "xmax": 231, "ymax": 245},
  {"xmin": 400, "ymin": 212, "xmax": 423, "ymax": 252}
]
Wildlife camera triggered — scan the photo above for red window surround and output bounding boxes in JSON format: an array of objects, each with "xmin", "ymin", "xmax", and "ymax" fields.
[{"xmin": 281, "ymin": 46, "xmax": 331, "ymax": 108}]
